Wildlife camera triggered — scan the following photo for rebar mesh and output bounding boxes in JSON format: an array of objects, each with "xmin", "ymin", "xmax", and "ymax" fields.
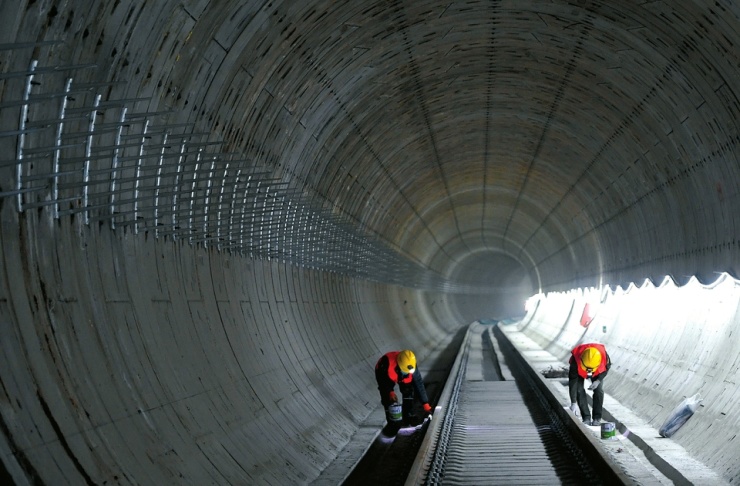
[{"xmin": 0, "ymin": 46, "xmax": 471, "ymax": 291}]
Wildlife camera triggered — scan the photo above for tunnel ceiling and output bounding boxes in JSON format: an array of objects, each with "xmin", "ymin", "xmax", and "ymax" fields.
[{"xmin": 1, "ymin": 1, "xmax": 739, "ymax": 291}]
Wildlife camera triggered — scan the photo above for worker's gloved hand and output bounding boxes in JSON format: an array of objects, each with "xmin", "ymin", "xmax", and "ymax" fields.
[
  {"xmin": 389, "ymin": 391, "xmax": 398, "ymax": 403},
  {"xmin": 423, "ymin": 403, "xmax": 433, "ymax": 416},
  {"xmin": 569, "ymin": 403, "xmax": 580, "ymax": 417},
  {"xmin": 588, "ymin": 380, "xmax": 601, "ymax": 391}
]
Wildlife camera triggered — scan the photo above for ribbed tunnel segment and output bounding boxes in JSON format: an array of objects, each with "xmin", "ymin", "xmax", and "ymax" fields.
[{"xmin": 1, "ymin": 1, "xmax": 739, "ymax": 484}]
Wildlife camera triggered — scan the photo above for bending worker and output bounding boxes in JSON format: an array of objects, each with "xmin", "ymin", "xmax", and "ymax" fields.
[
  {"xmin": 568, "ymin": 342, "xmax": 611, "ymax": 426},
  {"xmin": 375, "ymin": 350, "xmax": 432, "ymax": 426}
]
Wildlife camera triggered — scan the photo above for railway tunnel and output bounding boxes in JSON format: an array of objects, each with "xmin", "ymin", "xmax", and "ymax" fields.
[{"xmin": 1, "ymin": 1, "xmax": 739, "ymax": 484}]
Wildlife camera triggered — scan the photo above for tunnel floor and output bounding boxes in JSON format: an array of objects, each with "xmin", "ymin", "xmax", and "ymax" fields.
[{"xmin": 341, "ymin": 323, "xmax": 614, "ymax": 485}]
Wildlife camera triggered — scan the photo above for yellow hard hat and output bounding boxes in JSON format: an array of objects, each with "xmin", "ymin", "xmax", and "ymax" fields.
[
  {"xmin": 397, "ymin": 350, "xmax": 417, "ymax": 374},
  {"xmin": 580, "ymin": 347, "xmax": 602, "ymax": 371}
]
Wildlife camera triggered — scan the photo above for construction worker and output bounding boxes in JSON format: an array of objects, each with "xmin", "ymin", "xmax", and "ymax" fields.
[
  {"xmin": 375, "ymin": 350, "xmax": 432, "ymax": 426},
  {"xmin": 568, "ymin": 343, "xmax": 611, "ymax": 426}
]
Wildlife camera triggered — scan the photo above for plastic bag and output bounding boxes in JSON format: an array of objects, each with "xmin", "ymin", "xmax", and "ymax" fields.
[{"xmin": 659, "ymin": 394, "xmax": 702, "ymax": 438}]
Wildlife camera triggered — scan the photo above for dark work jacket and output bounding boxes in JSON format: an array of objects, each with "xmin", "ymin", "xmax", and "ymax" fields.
[
  {"xmin": 375, "ymin": 352, "xmax": 430, "ymax": 404},
  {"xmin": 568, "ymin": 343, "xmax": 610, "ymax": 403}
]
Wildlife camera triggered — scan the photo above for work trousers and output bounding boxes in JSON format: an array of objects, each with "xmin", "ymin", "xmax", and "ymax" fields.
[{"xmin": 576, "ymin": 377, "xmax": 604, "ymax": 421}]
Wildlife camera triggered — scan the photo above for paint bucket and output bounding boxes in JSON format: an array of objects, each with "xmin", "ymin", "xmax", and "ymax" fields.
[
  {"xmin": 601, "ymin": 422, "xmax": 616, "ymax": 439},
  {"xmin": 388, "ymin": 403, "xmax": 403, "ymax": 422}
]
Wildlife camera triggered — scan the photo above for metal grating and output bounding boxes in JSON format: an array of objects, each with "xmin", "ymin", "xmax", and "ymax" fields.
[
  {"xmin": 442, "ymin": 381, "xmax": 560, "ymax": 485},
  {"xmin": 409, "ymin": 324, "xmax": 606, "ymax": 485}
]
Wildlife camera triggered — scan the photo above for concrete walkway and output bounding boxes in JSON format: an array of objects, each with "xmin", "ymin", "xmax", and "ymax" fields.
[{"xmin": 499, "ymin": 323, "xmax": 727, "ymax": 486}]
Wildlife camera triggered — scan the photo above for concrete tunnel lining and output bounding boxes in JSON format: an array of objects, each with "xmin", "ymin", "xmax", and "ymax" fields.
[{"xmin": 1, "ymin": 0, "xmax": 739, "ymax": 484}]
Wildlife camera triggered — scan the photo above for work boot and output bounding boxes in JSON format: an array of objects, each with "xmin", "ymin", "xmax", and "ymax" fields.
[{"xmin": 382, "ymin": 421, "xmax": 401, "ymax": 437}]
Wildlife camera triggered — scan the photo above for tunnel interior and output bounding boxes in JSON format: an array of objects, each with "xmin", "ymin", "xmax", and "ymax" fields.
[
  {"xmin": 1, "ymin": 1, "xmax": 739, "ymax": 484},
  {"xmin": 445, "ymin": 250, "xmax": 535, "ymax": 322}
]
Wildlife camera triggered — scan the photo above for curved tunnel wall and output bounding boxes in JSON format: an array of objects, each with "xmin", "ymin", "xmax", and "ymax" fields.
[
  {"xmin": 517, "ymin": 276, "xmax": 740, "ymax": 482},
  {"xmin": 1, "ymin": 0, "xmax": 739, "ymax": 484},
  {"xmin": 0, "ymin": 209, "xmax": 451, "ymax": 483}
]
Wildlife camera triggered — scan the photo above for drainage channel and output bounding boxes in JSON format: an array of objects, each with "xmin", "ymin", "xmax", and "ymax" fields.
[{"xmin": 405, "ymin": 322, "xmax": 624, "ymax": 485}]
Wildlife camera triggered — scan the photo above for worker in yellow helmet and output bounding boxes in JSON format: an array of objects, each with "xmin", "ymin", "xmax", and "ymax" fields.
[
  {"xmin": 375, "ymin": 350, "xmax": 433, "ymax": 427},
  {"xmin": 567, "ymin": 343, "xmax": 611, "ymax": 426}
]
